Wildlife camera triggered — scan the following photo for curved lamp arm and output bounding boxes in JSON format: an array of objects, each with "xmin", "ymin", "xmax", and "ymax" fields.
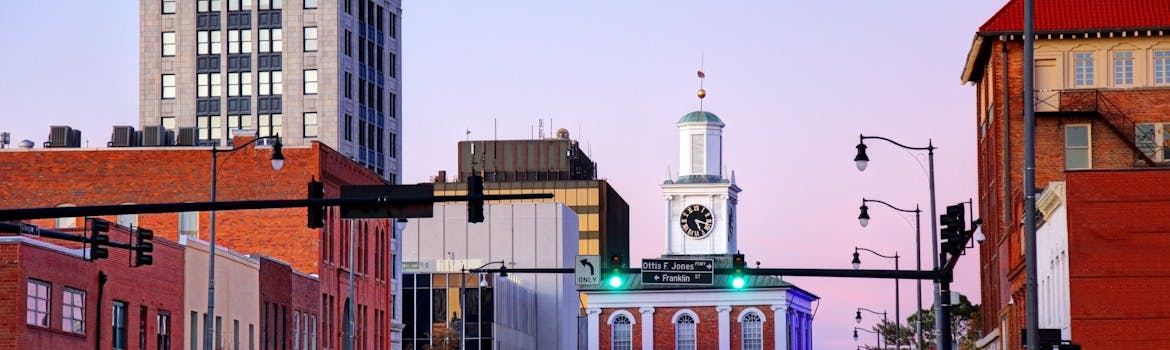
[
  {"xmin": 211, "ymin": 134, "xmax": 284, "ymax": 170},
  {"xmin": 860, "ymin": 134, "xmax": 935, "ymax": 152},
  {"xmin": 862, "ymin": 198, "xmax": 920, "ymax": 214}
]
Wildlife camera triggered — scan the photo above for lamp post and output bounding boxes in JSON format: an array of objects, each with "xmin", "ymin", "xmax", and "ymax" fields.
[
  {"xmin": 206, "ymin": 135, "xmax": 284, "ymax": 350},
  {"xmin": 861, "ymin": 198, "xmax": 924, "ymax": 349},
  {"xmin": 854, "ymin": 247, "xmax": 900, "ymax": 349},
  {"xmin": 854, "ymin": 327, "xmax": 882, "ymax": 349},
  {"xmin": 855, "ymin": 308, "xmax": 887, "ymax": 349},
  {"xmin": 462, "ymin": 261, "xmax": 505, "ymax": 350},
  {"xmin": 854, "ymin": 134, "xmax": 940, "ymax": 350}
]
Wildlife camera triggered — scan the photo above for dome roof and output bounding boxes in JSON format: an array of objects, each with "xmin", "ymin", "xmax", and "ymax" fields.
[{"xmin": 677, "ymin": 111, "xmax": 724, "ymax": 125}]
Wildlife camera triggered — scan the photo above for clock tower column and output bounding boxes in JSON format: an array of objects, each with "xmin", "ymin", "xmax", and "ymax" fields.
[{"xmin": 661, "ymin": 110, "xmax": 740, "ymax": 256}]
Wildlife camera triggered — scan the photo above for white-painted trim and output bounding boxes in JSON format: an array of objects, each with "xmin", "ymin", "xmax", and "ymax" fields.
[
  {"xmin": 736, "ymin": 307, "xmax": 767, "ymax": 323},
  {"xmin": 607, "ymin": 310, "xmax": 636, "ymax": 325},
  {"xmin": 672, "ymin": 309, "xmax": 700, "ymax": 323}
]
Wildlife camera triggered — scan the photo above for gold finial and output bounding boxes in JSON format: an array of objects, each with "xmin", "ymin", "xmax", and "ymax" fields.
[
  {"xmin": 697, "ymin": 52, "xmax": 707, "ymax": 109},
  {"xmin": 697, "ymin": 88, "xmax": 707, "ymax": 99}
]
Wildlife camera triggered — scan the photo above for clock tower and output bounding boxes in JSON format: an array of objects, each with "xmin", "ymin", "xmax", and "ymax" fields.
[{"xmin": 661, "ymin": 109, "xmax": 741, "ymax": 255}]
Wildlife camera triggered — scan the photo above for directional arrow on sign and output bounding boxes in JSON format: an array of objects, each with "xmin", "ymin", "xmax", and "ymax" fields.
[{"xmin": 580, "ymin": 259, "xmax": 595, "ymax": 275}]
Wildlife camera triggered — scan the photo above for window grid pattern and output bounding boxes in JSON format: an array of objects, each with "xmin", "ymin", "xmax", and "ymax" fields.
[
  {"xmin": 259, "ymin": 114, "xmax": 283, "ymax": 138},
  {"xmin": 675, "ymin": 314, "xmax": 697, "ymax": 350},
  {"xmin": 611, "ymin": 315, "xmax": 632, "ymax": 350},
  {"xmin": 198, "ymin": 73, "xmax": 223, "ymax": 98},
  {"xmin": 198, "ymin": 30, "xmax": 222, "ymax": 55},
  {"xmin": 198, "ymin": 115, "xmax": 223, "ymax": 143},
  {"xmin": 1065, "ymin": 125, "xmax": 1091, "ymax": 169},
  {"xmin": 162, "ymin": 0, "xmax": 176, "ymax": 14},
  {"xmin": 113, "ymin": 301, "xmax": 128, "ymax": 350},
  {"xmin": 304, "ymin": 70, "xmax": 318, "ymax": 94},
  {"xmin": 259, "ymin": 29, "xmax": 283, "ymax": 52},
  {"xmin": 229, "ymin": 30, "xmax": 252, "ymax": 54},
  {"xmin": 158, "ymin": 312, "xmax": 172, "ymax": 350},
  {"xmin": 1114, "ymin": 51, "xmax": 1134, "ymax": 85},
  {"xmin": 229, "ymin": 72, "xmax": 252, "ymax": 96},
  {"xmin": 304, "ymin": 113, "xmax": 318, "ymax": 138},
  {"xmin": 1136, "ymin": 123, "xmax": 1170, "ymax": 162},
  {"xmin": 741, "ymin": 313, "xmax": 763, "ymax": 350},
  {"xmin": 63, "ymin": 288, "xmax": 85, "ymax": 334},
  {"xmin": 162, "ymin": 32, "xmax": 176, "ymax": 57},
  {"xmin": 1075, "ymin": 52, "xmax": 1094, "ymax": 86},
  {"xmin": 259, "ymin": 71, "xmax": 283, "ymax": 95},
  {"xmin": 27, "ymin": 279, "xmax": 50, "ymax": 327},
  {"xmin": 304, "ymin": 27, "xmax": 318, "ymax": 52},
  {"xmin": 162, "ymin": 75, "xmax": 176, "ymax": 99},
  {"xmin": 1157, "ymin": 51, "xmax": 1170, "ymax": 84}
]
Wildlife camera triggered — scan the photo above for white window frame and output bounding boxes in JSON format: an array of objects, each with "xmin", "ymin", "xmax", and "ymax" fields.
[
  {"xmin": 1074, "ymin": 52, "xmax": 1095, "ymax": 86},
  {"xmin": 304, "ymin": 69, "xmax": 318, "ymax": 94},
  {"xmin": 1114, "ymin": 51, "xmax": 1134, "ymax": 86},
  {"xmin": 1156, "ymin": 51, "xmax": 1170, "ymax": 85},
  {"xmin": 63, "ymin": 288, "xmax": 86, "ymax": 334},
  {"xmin": 608, "ymin": 311, "xmax": 634, "ymax": 350},
  {"xmin": 739, "ymin": 311, "xmax": 764, "ymax": 350},
  {"xmin": 1065, "ymin": 124, "xmax": 1091, "ymax": 170},
  {"xmin": 27, "ymin": 279, "xmax": 50, "ymax": 327},
  {"xmin": 673, "ymin": 310, "xmax": 699, "ymax": 350}
]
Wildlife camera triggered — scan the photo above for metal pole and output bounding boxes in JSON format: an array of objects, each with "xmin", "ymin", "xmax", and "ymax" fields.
[
  {"xmin": 914, "ymin": 208, "xmax": 923, "ymax": 350},
  {"xmin": 939, "ymin": 277, "xmax": 952, "ymax": 350},
  {"xmin": 1024, "ymin": 0, "xmax": 1040, "ymax": 349},
  {"xmin": 926, "ymin": 143, "xmax": 942, "ymax": 350},
  {"xmin": 895, "ymin": 257, "xmax": 900, "ymax": 350},
  {"xmin": 205, "ymin": 148, "xmax": 218, "ymax": 350},
  {"xmin": 346, "ymin": 219, "xmax": 356, "ymax": 350},
  {"xmin": 461, "ymin": 268, "xmax": 466, "ymax": 350}
]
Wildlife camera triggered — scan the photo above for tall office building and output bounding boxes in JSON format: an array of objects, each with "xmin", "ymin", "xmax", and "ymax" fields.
[{"xmin": 139, "ymin": 0, "xmax": 402, "ymax": 180}]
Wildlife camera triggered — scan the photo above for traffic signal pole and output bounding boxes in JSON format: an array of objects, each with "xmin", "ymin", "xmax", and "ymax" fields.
[{"xmin": 0, "ymin": 221, "xmax": 135, "ymax": 250}]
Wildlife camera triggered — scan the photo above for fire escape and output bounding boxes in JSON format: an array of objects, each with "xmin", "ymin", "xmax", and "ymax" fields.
[{"xmin": 1034, "ymin": 89, "xmax": 1160, "ymax": 167}]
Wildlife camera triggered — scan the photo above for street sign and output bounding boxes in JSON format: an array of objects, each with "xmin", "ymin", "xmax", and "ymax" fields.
[
  {"xmin": 340, "ymin": 183, "xmax": 435, "ymax": 219},
  {"xmin": 18, "ymin": 223, "xmax": 39, "ymax": 236},
  {"xmin": 576, "ymin": 255, "xmax": 600, "ymax": 286},
  {"xmin": 641, "ymin": 258, "xmax": 714, "ymax": 285}
]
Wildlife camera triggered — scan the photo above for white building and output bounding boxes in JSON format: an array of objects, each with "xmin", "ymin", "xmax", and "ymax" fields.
[
  {"xmin": 401, "ymin": 202, "xmax": 579, "ymax": 349},
  {"xmin": 1036, "ymin": 182, "xmax": 1072, "ymax": 339},
  {"xmin": 180, "ymin": 236, "xmax": 260, "ymax": 350}
]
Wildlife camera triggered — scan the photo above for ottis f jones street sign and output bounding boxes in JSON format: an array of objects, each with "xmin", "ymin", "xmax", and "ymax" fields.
[{"xmin": 641, "ymin": 258, "xmax": 714, "ymax": 285}]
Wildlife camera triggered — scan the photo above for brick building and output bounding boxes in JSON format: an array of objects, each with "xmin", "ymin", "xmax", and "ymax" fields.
[
  {"xmin": 0, "ymin": 131, "xmax": 394, "ymax": 350},
  {"xmin": 961, "ymin": 1, "xmax": 1170, "ymax": 348},
  {"xmin": 0, "ymin": 224, "xmax": 185, "ymax": 350},
  {"xmin": 257, "ymin": 254, "xmax": 322, "ymax": 350}
]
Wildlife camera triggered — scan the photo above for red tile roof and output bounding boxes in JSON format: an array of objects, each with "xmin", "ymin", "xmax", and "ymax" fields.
[{"xmin": 980, "ymin": 0, "xmax": 1170, "ymax": 33}]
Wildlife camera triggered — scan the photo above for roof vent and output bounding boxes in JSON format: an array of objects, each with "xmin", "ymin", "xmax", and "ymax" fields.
[{"xmin": 17, "ymin": 139, "xmax": 34, "ymax": 149}]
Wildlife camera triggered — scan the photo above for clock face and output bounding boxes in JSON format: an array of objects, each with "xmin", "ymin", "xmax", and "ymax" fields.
[{"xmin": 680, "ymin": 204, "xmax": 715, "ymax": 238}]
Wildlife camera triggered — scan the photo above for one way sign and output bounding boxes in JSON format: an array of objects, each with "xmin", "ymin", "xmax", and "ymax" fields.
[{"xmin": 575, "ymin": 255, "xmax": 600, "ymax": 286}]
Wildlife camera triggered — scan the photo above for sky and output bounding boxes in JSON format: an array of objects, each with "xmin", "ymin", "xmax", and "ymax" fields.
[{"xmin": 0, "ymin": 1, "xmax": 1008, "ymax": 348}]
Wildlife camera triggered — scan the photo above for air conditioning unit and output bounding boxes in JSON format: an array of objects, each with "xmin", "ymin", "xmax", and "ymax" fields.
[
  {"xmin": 109, "ymin": 126, "xmax": 137, "ymax": 147},
  {"xmin": 45, "ymin": 126, "xmax": 73, "ymax": 148},
  {"xmin": 163, "ymin": 130, "xmax": 176, "ymax": 146},
  {"xmin": 176, "ymin": 127, "xmax": 197, "ymax": 146},
  {"xmin": 142, "ymin": 126, "xmax": 162, "ymax": 146}
]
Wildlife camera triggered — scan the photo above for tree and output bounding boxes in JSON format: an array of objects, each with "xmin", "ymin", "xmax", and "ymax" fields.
[{"xmin": 895, "ymin": 293, "xmax": 982, "ymax": 350}]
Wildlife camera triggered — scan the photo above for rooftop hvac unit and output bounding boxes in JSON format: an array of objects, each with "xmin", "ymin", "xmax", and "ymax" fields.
[
  {"xmin": 176, "ymin": 127, "xmax": 197, "ymax": 146},
  {"xmin": 142, "ymin": 126, "xmax": 162, "ymax": 146},
  {"xmin": 69, "ymin": 129, "xmax": 81, "ymax": 147},
  {"xmin": 45, "ymin": 126, "xmax": 79, "ymax": 148},
  {"xmin": 163, "ymin": 130, "xmax": 175, "ymax": 146},
  {"xmin": 109, "ymin": 126, "xmax": 137, "ymax": 147}
]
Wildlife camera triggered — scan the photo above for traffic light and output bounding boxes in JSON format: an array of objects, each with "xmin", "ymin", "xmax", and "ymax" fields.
[
  {"xmin": 606, "ymin": 255, "xmax": 624, "ymax": 288},
  {"xmin": 134, "ymin": 227, "xmax": 154, "ymax": 266},
  {"xmin": 88, "ymin": 218, "xmax": 110, "ymax": 261},
  {"xmin": 940, "ymin": 204, "xmax": 966, "ymax": 255},
  {"xmin": 307, "ymin": 178, "xmax": 325, "ymax": 229},
  {"xmin": 730, "ymin": 253, "xmax": 747, "ymax": 289},
  {"xmin": 467, "ymin": 174, "xmax": 485, "ymax": 223}
]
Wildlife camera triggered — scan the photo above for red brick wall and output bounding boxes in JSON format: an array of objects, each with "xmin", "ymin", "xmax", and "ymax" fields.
[
  {"xmin": 728, "ymin": 306, "xmax": 775, "ymax": 350},
  {"xmin": 1, "ymin": 224, "xmax": 185, "ymax": 350},
  {"xmin": 598, "ymin": 308, "xmax": 642, "ymax": 349}
]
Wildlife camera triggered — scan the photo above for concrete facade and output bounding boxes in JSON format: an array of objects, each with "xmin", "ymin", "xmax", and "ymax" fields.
[
  {"xmin": 181, "ymin": 236, "xmax": 260, "ymax": 350},
  {"xmin": 401, "ymin": 202, "xmax": 579, "ymax": 350}
]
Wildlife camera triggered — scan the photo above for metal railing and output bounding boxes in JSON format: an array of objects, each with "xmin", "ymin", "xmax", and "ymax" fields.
[{"xmin": 1034, "ymin": 89, "xmax": 1159, "ymax": 167}]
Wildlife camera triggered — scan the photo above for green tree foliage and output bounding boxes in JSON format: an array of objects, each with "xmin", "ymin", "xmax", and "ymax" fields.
[{"xmin": 873, "ymin": 293, "xmax": 981, "ymax": 349}]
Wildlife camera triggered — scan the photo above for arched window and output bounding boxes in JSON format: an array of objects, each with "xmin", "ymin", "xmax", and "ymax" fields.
[
  {"xmin": 741, "ymin": 312, "xmax": 763, "ymax": 350},
  {"xmin": 116, "ymin": 203, "xmax": 138, "ymax": 228},
  {"xmin": 55, "ymin": 204, "xmax": 77, "ymax": 228},
  {"xmin": 611, "ymin": 314, "xmax": 632, "ymax": 350},
  {"xmin": 675, "ymin": 314, "xmax": 696, "ymax": 350}
]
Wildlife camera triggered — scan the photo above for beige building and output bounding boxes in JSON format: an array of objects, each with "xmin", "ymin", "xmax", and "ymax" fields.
[{"xmin": 182, "ymin": 236, "xmax": 261, "ymax": 350}]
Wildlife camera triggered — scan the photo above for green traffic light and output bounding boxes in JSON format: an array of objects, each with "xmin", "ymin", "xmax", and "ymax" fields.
[
  {"xmin": 608, "ymin": 275, "xmax": 623, "ymax": 288},
  {"xmin": 731, "ymin": 276, "xmax": 746, "ymax": 289}
]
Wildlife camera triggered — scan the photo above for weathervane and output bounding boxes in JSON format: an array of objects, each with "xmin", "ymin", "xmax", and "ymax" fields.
[{"xmin": 697, "ymin": 53, "xmax": 707, "ymax": 111}]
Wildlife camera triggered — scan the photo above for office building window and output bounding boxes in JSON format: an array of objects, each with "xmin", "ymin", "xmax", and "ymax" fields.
[
  {"xmin": 162, "ymin": 0, "xmax": 176, "ymax": 14},
  {"xmin": 344, "ymin": 72, "xmax": 352, "ymax": 99},
  {"xmin": 345, "ymin": 30, "xmax": 352, "ymax": 57},
  {"xmin": 179, "ymin": 211, "xmax": 198, "ymax": 236},
  {"xmin": 228, "ymin": 115, "xmax": 253, "ymax": 132},
  {"xmin": 162, "ymin": 32, "xmax": 176, "ymax": 56},
  {"xmin": 162, "ymin": 116, "xmax": 177, "ymax": 133},
  {"xmin": 62, "ymin": 288, "xmax": 86, "ymax": 334},
  {"xmin": 234, "ymin": 319, "xmax": 240, "ymax": 350},
  {"xmin": 198, "ymin": 115, "xmax": 223, "ymax": 143},
  {"xmin": 259, "ymin": 29, "xmax": 282, "ymax": 53},
  {"xmin": 216, "ymin": 316, "xmax": 223, "ymax": 350},
  {"xmin": 304, "ymin": 113, "xmax": 318, "ymax": 138},
  {"xmin": 198, "ymin": 73, "xmax": 222, "ymax": 98},
  {"xmin": 113, "ymin": 301, "xmax": 128, "ymax": 350},
  {"xmin": 344, "ymin": 0, "xmax": 351, "ymax": 14},
  {"xmin": 741, "ymin": 312, "xmax": 763, "ymax": 350},
  {"xmin": 190, "ymin": 312, "xmax": 198, "ymax": 350},
  {"xmin": 198, "ymin": 0, "xmax": 221, "ymax": 12},
  {"xmin": 304, "ymin": 69, "xmax": 318, "ymax": 94},
  {"xmin": 229, "ymin": 72, "xmax": 252, "ymax": 96},
  {"xmin": 198, "ymin": 30, "xmax": 222, "ymax": 55},
  {"xmin": 260, "ymin": 0, "xmax": 282, "ymax": 10},
  {"xmin": 228, "ymin": 0, "xmax": 251, "ymax": 11},
  {"xmin": 358, "ymin": 120, "xmax": 366, "ymax": 147},
  {"xmin": 344, "ymin": 115, "xmax": 353, "ymax": 141},
  {"xmin": 303, "ymin": 27, "xmax": 318, "ymax": 52},
  {"xmin": 1157, "ymin": 51, "xmax": 1170, "ymax": 85},
  {"xmin": 229, "ymin": 30, "xmax": 252, "ymax": 54},
  {"xmin": 675, "ymin": 313, "xmax": 697, "ymax": 350},
  {"xmin": 611, "ymin": 315, "xmax": 632, "ymax": 350},
  {"xmin": 158, "ymin": 312, "xmax": 172, "ymax": 350},
  {"xmin": 27, "ymin": 279, "xmax": 50, "ymax": 327},
  {"xmin": 162, "ymin": 74, "xmax": 176, "ymax": 99},
  {"xmin": 259, "ymin": 114, "xmax": 283, "ymax": 138},
  {"xmin": 259, "ymin": 71, "xmax": 282, "ymax": 95},
  {"xmin": 1065, "ymin": 124, "xmax": 1091, "ymax": 169},
  {"xmin": 293, "ymin": 311, "xmax": 300, "ymax": 349},
  {"xmin": 1075, "ymin": 52, "xmax": 1094, "ymax": 86},
  {"xmin": 304, "ymin": 0, "xmax": 317, "ymax": 8},
  {"xmin": 1114, "ymin": 51, "xmax": 1134, "ymax": 85},
  {"xmin": 389, "ymin": 12, "xmax": 397, "ymax": 39},
  {"xmin": 389, "ymin": 52, "xmax": 397, "ymax": 78}
]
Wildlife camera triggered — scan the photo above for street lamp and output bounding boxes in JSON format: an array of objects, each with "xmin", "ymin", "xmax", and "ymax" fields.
[
  {"xmin": 206, "ymin": 134, "xmax": 283, "ymax": 350},
  {"xmin": 854, "ymin": 247, "xmax": 900, "ymax": 350},
  {"xmin": 861, "ymin": 197, "xmax": 925, "ymax": 349},
  {"xmin": 854, "ymin": 327, "xmax": 881, "ymax": 348},
  {"xmin": 462, "ymin": 261, "xmax": 505, "ymax": 350},
  {"xmin": 854, "ymin": 133, "xmax": 940, "ymax": 350}
]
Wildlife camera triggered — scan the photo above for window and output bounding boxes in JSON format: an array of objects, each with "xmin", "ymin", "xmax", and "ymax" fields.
[
  {"xmin": 741, "ymin": 312, "xmax": 763, "ymax": 350},
  {"xmin": 198, "ymin": 73, "xmax": 222, "ymax": 98},
  {"xmin": 389, "ymin": 52, "xmax": 397, "ymax": 78},
  {"xmin": 304, "ymin": 70, "xmax": 318, "ymax": 94},
  {"xmin": 259, "ymin": 71, "xmax": 283, "ymax": 95},
  {"xmin": 113, "ymin": 301, "xmax": 128, "ymax": 350},
  {"xmin": 1075, "ymin": 52, "xmax": 1094, "ymax": 86},
  {"xmin": 234, "ymin": 319, "xmax": 240, "ymax": 350},
  {"xmin": 162, "ymin": 74, "xmax": 176, "ymax": 99},
  {"xmin": 310, "ymin": 316, "xmax": 317, "ymax": 350},
  {"xmin": 190, "ymin": 312, "xmax": 199, "ymax": 350},
  {"xmin": 198, "ymin": 0, "xmax": 221, "ymax": 12},
  {"xmin": 1136, "ymin": 123, "xmax": 1170, "ymax": 162},
  {"xmin": 55, "ymin": 204, "xmax": 78, "ymax": 228},
  {"xmin": 62, "ymin": 288, "xmax": 85, "ymax": 334},
  {"xmin": 259, "ymin": 114, "xmax": 283, "ymax": 138},
  {"xmin": 344, "ymin": 72, "xmax": 353, "ymax": 99},
  {"xmin": 198, "ymin": 30, "xmax": 222, "ymax": 55},
  {"xmin": 1065, "ymin": 124, "xmax": 1091, "ymax": 169},
  {"xmin": 198, "ymin": 116, "xmax": 223, "ymax": 143},
  {"xmin": 259, "ymin": 29, "xmax": 283, "ymax": 53},
  {"xmin": 139, "ymin": 306, "xmax": 148, "ymax": 350},
  {"xmin": 162, "ymin": 32, "xmax": 176, "ymax": 56},
  {"xmin": 228, "ymin": 0, "xmax": 251, "ymax": 11},
  {"xmin": 117, "ymin": 213, "xmax": 139, "ymax": 228},
  {"xmin": 229, "ymin": 30, "xmax": 252, "ymax": 54},
  {"xmin": 158, "ymin": 312, "xmax": 172, "ymax": 350},
  {"xmin": 27, "ymin": 279, "xmax": 50, "ymax": 327},
  {"xmin": 179, "ymin": 211, "xmax": 198, "ymax": 236},
  {"xmin": 304, "ymin": 27, "xmax": 318, "ymax": 52},
  {"xmin": 260, "ymin": 0, "xmax": 282, "ymax": 10},
  {"xmin": 1157, "ymin": 51, "xmax": 1170, "ymax": 85},
  {"xmin": 304, "ymin": 113, "xmax": 318, "ymax": 138},
  {"xmin": 611, "ymin": 315, "xmax": 632, "ymax": 350},
  {"xmin": 228, "ymin": 72, "xmax": 252, "ymax": 97},
  {"xmin": 675, "ymin": 314, "xmax": 697, "ymax": 350},
  {"xmin": 293, "ymin": 311, "xmax": 300, "ymax": 349},
  {"xmin": 162, "ymin": 0, "xmax": 176, "ymax": 14},
  {"xmin": 228, "ymin": 115, "xmax": 253, "ymax": 132},
  {"xmin": 1114, "ymin": 51, "xmax": 1134, "ymax": 85},
  {"xmin": 389, "ymin": 13, "xmax": 397, "ymax": 39},
  {"xmin": 344, "ymin": 30, "xmax": 352, "ymax": 57},
  {"xmin": 344, "ymin": 115, "xmax": 353, "ymax": 141},
  {"xmin": 305, "ymin": 0, "xmax": 317, "ymax": 8},
  {"xmin": 345, "ymin": 0, "xmax": 351, "ymax": 14},
  {"xmin": 216, "ymin": 316, "xmax": 223, "ymax": 350}
]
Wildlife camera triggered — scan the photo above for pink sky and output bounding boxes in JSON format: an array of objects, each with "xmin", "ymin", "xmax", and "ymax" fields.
[{"xmin": 0, "ymin": 1, "xmax": 1008, "ymax": 347}]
